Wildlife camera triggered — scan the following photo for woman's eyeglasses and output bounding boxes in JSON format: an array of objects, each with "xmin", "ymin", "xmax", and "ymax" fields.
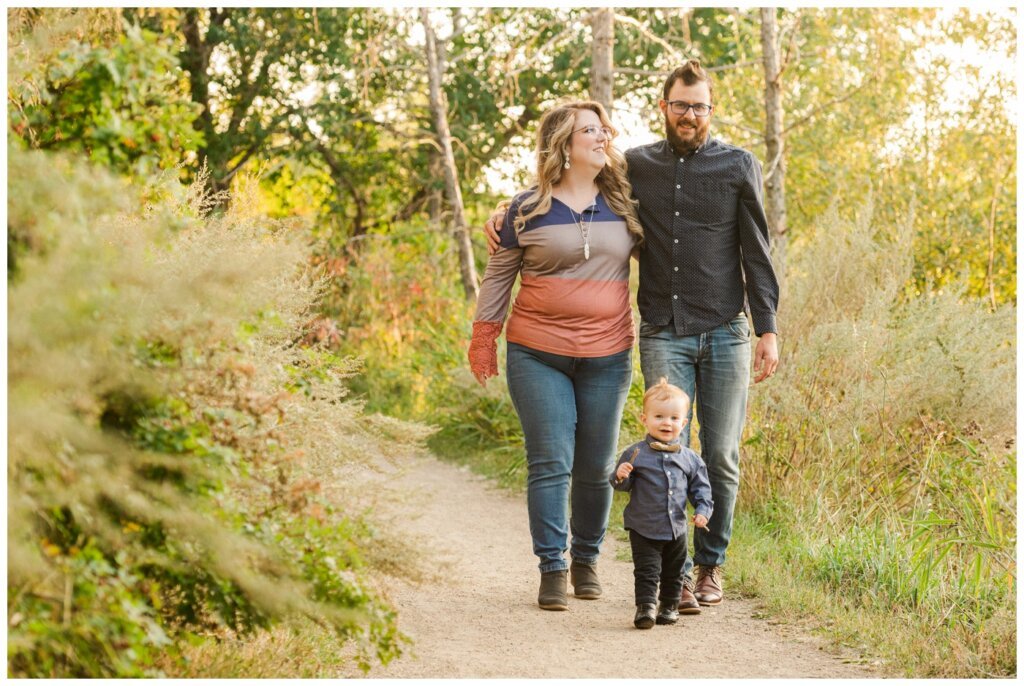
[{"xmin": 572, "ymin": 125, "xmax": 614, "ymax": 138}]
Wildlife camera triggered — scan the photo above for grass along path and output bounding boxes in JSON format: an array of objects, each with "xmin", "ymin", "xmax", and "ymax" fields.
[{"xmin": 340, "ymin": 451, "xmax": 876, "ymax": 678}]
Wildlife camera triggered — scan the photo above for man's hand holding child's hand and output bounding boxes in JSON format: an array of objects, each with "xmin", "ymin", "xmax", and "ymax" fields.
[
  {"xmin": 615, "ymin": 462, "xmax": 634, "ymax": 481},
  {"xmin": 692, "ymin": 514, "xmax": 709, "ymax": 531}
]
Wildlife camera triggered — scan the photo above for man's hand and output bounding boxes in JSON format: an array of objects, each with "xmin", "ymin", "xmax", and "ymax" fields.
[
  {"xmin": 753, "ymin": 332, "xmax": 779, "ymax": 383},
  {"xmin": 615, "ymin": 462, "xmax": 634, "ymax": 481},
  {"xmin": 483, "ymin": 208, "xmax": 506, "ymax": 256}
]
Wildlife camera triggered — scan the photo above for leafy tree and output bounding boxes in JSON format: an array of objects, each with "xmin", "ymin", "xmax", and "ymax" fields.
[
  {"xmin": 611, "ymin": 8, "xmax": 1015, "ymax": 303},
  {"xmin": 8, "ymin": 11, "xmax": 202, "ymax": 176},
  {"xmin": 168, "ymin": 8, "xmax": 375, "ymax": 195}
]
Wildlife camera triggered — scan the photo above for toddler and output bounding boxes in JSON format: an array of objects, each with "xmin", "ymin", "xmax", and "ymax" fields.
[{"xmin": 610, "ymin": 378, "xmax": 713, "ymax": 629}]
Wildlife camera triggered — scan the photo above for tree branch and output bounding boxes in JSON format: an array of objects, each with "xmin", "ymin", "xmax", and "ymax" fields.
[
  {"xmin": 228, "ymin": 53, "xmax": 273, "ymax": 139},
  {"xmin": 776, "ymin": 9, "xmax": 802, "ymax": 78},
  {"xmin": 781, "ymin": 80, "xmax": 869, "ymax": 136},
  {"xmin": 707, "ymin": 59, "xmax": 760, "ymax": 73},
  {"xmin": 219, "ymin": 111, "xmax": 294, "ymax": 186},
  {"xmin": 714, "ymin": 117, "xmax": 764, "ymax": 140},
  {"xmin": 614, "ymin": 13, "xmax": 687, "ymax": 61}
]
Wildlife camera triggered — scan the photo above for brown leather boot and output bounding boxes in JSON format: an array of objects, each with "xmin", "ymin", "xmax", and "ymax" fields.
[
  {"xmin": 538, "ymin": 570, "xmax": 568, "ymax": 611},
  {"xmin": 678, "ymin": 576, "xmax": 702, "ymax": 614},
  {"xmin": 694, "ymin": 565, "xmax": 723, "ymax": 606},
  {"xmin": 569, "ymin": 560, "xmax": 602, "ymax": 599}
]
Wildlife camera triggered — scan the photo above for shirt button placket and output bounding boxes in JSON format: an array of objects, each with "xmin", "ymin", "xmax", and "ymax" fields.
[{"xmin": 673, "ymin": 156, "xmax": 685, "ymax": 331}]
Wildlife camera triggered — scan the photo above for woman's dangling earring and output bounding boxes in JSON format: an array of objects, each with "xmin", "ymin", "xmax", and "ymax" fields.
[{"xmin": 564, "ymin": 157, "xmax": 571, "ymax": 170}]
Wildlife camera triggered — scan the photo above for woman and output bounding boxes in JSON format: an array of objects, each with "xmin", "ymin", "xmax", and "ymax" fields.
[{"xmin": 468, "ymin": 101, "xmax": 643, "ymax": 611}]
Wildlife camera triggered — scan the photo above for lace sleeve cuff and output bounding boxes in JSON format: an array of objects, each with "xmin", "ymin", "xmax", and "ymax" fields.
[{"xmin": 468, "ymin": 320, "xmax": 503, "ymax": 384}]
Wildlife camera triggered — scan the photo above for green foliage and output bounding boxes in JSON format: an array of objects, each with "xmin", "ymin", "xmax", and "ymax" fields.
[
  {"xmin": 8, "ymin": 16, "xmax": 202, "ymax": 175},
  {"xmin": 7, "ymin": 146, "xmax": 408, "ymax": 677},
  {"xmin": 8, "ymin": 542, "xmax": 174, "ymax": 678}
]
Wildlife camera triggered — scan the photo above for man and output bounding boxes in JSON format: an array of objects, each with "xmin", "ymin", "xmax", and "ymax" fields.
[{"xmin": 483, "ymin": 60, "xmax": 779, "ymax": 611}]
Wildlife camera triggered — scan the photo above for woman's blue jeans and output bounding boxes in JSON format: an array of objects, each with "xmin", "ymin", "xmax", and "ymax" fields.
[
  {"xmin": 506, "ymin": 342, "xmax": 632, "ymax": 573},
  {"xmin": 638, "ymin": 314, "xmax": 751, "ymax": 575}
]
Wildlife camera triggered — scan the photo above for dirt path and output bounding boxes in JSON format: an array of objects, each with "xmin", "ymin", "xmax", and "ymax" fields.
[{"xmin": 344, "ymin": 453, "xmax": 875, "ymax": 678}]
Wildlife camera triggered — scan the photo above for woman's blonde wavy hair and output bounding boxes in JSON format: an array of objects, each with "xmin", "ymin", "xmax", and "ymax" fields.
[{"xmin": 513, "ymin": 101, "xmax": 643, "ymax": 244}]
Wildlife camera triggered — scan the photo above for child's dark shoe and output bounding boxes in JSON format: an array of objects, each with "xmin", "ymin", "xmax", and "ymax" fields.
[
  {"xmin": 633, "ymin": 603, "xmax": 657, "ymax": 629},
  {"xmin": 569, "ymin": 560, "xmax": 602, "ymax": 599},
  {"xmin": 538, "ymin": 570, "xmax": 568, "ymax": 611},
  {"xmin": 656, "ymin": 601, "xmax": 679, "ymax": 624}
]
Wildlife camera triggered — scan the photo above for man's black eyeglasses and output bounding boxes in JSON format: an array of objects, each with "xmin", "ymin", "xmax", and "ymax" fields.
[{"xmin": 665, "ymin": 101, "xmax": 713, "ymax": 117}]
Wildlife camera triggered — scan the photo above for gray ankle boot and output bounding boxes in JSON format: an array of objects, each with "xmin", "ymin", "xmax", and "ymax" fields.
[
  {"xmin": 570, "ymin": 560, "xmax": 602, "ymax": 599},
  {"xmin": 538, "ymin": 570, "xmax": 568, "ymax": 611}
]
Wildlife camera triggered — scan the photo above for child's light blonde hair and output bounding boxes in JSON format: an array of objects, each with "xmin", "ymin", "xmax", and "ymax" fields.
[{"xmin": 642, "ymin": 377, "xmax": 690, "ymax": 411}]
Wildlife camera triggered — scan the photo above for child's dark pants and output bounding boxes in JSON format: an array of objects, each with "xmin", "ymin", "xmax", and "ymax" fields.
[{"xmin": 629, "ymin": 529, "xmax": 688, "ymax": 605}]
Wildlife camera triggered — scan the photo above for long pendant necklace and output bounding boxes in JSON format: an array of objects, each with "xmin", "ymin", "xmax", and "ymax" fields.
[{"xmin": 569, "ymin": 206, "xmax": 593, "ymax": 260}]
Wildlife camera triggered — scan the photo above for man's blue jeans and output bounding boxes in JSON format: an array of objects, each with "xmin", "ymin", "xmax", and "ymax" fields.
[
  {"xmin": 638, "ymin": 313, "xmax": 750, "ymax": 575},
  {"xmin": 506, "ymin": 342, "xmax": 632, "ymax": 573}
]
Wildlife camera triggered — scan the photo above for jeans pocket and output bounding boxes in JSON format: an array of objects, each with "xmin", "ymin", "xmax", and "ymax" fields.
[
  {"xmin": 724, "ymin": 314, "xmax": 750, "ymax": 341},
  {"xmin": 638, "ymin": 320, "xmax": 665, "ymax": 338}
]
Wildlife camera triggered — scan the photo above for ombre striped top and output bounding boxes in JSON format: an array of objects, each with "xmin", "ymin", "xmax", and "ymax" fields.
[{"xmin": 474, "ymin": 191, "xmax": 636, "ymax": 357}]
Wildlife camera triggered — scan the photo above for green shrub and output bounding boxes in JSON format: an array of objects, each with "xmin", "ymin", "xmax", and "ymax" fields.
[{"xmin": 7, "ymin": 147, "xmax": 409, "ymax": 677}]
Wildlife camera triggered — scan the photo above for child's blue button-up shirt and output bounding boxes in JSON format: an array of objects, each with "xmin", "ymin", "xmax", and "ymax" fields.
[{"xmin": 610, "ymin": 435, "xmax": 714, "ymax": 541}]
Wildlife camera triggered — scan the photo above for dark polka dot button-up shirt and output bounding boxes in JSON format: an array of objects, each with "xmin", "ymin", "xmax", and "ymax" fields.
[{"xmin": 626, "ymin": 137, "xmax": 779, "ymax": 337}]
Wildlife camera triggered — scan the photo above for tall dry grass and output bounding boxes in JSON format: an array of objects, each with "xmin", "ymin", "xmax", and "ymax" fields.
[{"xmin": 741, "ymin": 198, "xmax": 1015, "ymax": 676}]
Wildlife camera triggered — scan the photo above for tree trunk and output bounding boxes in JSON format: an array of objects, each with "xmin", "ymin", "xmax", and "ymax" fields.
[
  {"xmin": 314, "ymin": 140, "xmax": 368, "ymax": 245},
  {"xmin": 180, "ymin": 9, "xmax": 231, "ymax": 197},
  {"xmin": 421, "ymin": 9, "xmax": 479, "ymax": 301},
  {"xmin": 428, "ymin": 149, "xmax": 443, "ymax": 223},
  {"xmin": 589, "ymin": 8, "xmax": 614, "ymax": 113},
  {"xmin": 760, "ymin": 8, "xmax": 787, "ymax": 275}
]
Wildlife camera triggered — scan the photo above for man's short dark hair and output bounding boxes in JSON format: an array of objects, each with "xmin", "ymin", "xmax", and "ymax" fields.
[{"xmin": 663, "ymin": 60, "xmax": 714, "ymax": 103}]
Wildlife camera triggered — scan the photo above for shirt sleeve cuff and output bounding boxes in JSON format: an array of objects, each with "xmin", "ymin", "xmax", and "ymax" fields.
[{"xmin": 751, "ymin": 313, "xmax": 777, "ymax": 337}]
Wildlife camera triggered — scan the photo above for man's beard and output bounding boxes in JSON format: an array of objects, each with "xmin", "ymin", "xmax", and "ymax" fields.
[{"xmin": 665, "ymin": 117, "xmax": 709, "ymax": 156}]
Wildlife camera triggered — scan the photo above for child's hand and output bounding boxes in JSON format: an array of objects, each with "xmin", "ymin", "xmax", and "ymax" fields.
[
  {"xmin": 615, "ymin": 462, "xmax": 634, "ymax": 480},
  {"xmin": 692, "ymin": 514, "xmax": 709, "ymax": 531}
]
